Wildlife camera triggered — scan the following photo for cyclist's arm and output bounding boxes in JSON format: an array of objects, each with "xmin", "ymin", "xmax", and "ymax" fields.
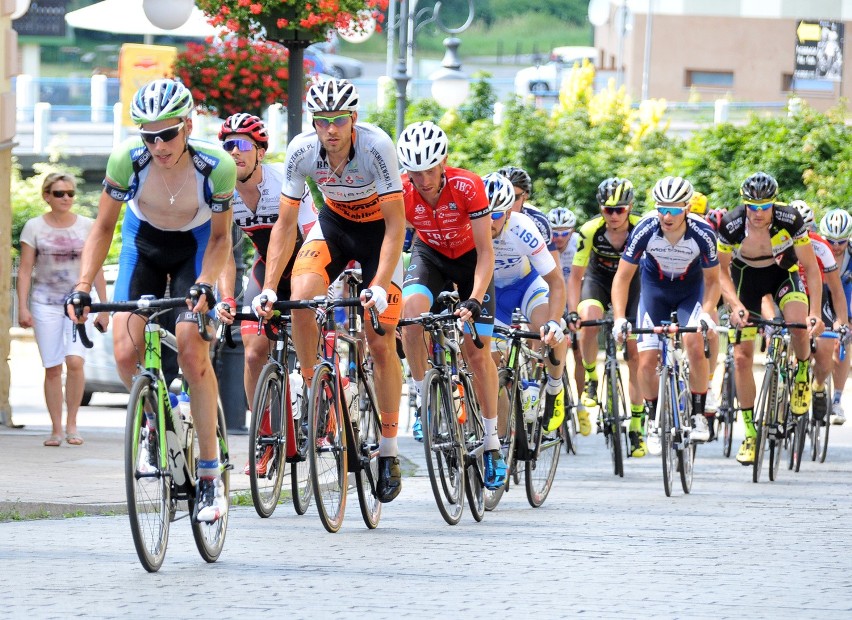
[
  {"xmin": 566, "ymin": 264, "xmax": 585, "ymax": 313},
  {"xmin": 76, "ymin": 189, "xmax": 124, "ymax": 295},
  {"xmin": 825, "ymin": 268, "xmax": 849, "ymax": 327},
  {"xmin": 470, "ymin": 213, "xmax": 495, "ymax": 303},
  {"xmin": 261, "ymin": 195, "xmax": 299, "ymax": 292},
  {"xmin": 372, "ymin": 194, "xmax": 406, "ymax": 291},
  {"xmin": 194, "ymin": 209, "xmax": 232, "ymax": 311},
  {"xmin": 795, "ymin": 240, "xmax": 823, "ymax": 321},
  {"xmin": 611, "ymin": 260, "xmax": 638, "ymax": 321},
  {"xmin": 217, "ymin": 247, "xmax": 237, "ymax": 300},
  {"xmin": 541, "ymin": 266, "xmax": 566, "ymax": 323},
  {"xmin": 701, "ymin": 264, "xmax": 721, "ymax": 314}
]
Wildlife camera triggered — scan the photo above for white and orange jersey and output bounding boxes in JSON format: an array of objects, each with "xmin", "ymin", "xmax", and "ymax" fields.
[
  {"xmin": 799, "ymin": 230, "xmax": 838, "ymax": 293},
  {"xmin": 280, "ymin": 122, "xmax": 403, "ymax": 223}
]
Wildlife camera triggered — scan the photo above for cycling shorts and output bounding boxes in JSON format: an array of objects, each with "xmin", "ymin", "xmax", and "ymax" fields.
[
  {"xmin": 494, "ymin": 271, "xmax": 549, "ymax": 327},
  {"xmin": 115, "ymin": 208, "xmax": 206, "ymax": 325},
  {"xmin": 403, "ymin": 239, "xmax": 495, "ymax": 336},
  {"xmin": 578, "ymin": 269, "xmax": 640, "ymax": 320},
  {"xmin": 636, "ymin": 278, "xmax": 703, "ymax": 352},
  {"xmin": 730, "ymin": 259, "xmax": 808, "ymax": 316},
  {"xmin": 821, "ymin": 283, "xmax": 837, "ymax": 327},
  {"xmin": 240, "ymin": 254, "xmax": 294, "ymax": 336},
  {"xmin": 292, "ymin": 207, "xmax": 403, "ymax": 325}
]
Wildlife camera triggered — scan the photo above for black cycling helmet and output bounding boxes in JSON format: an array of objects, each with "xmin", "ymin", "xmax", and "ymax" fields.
[
  {"xmin": 740, "ymin": 172, "xmax": 778, "ymax": 202},
  {"xmin": 497, "ymin": 165, "xmax": 532, "ymax": 195},
  {"xmin": 596, "ymin": 177, "xmax": 634, "ymax": 207}
]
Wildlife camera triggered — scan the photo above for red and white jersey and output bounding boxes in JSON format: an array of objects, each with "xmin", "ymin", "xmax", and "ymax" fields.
[{"xmin": 799, "ymin": 231, "xmax": 837, "ymax": 293}]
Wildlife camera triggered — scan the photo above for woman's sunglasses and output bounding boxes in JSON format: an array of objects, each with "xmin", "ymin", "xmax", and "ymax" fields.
[
  {"xmin": 139, "ymin": 122, "xmax": 185, "ymax": 144},
  {"xmin": 49, "ymin": 190, "xmax": 75, "ymax": 198},
  {"xmin": 222, "ymin": 139, "xmax": 256, "ymax": 152}
]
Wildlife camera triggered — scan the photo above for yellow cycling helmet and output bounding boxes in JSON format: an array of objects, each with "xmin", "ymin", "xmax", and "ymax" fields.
[{"xmin": 688, "ymin": 191, "xmax": 708, "ymax": 215}]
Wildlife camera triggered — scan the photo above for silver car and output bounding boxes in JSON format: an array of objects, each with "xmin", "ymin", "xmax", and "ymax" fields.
[{"xmin": 308, "ymin": 43, "xmax": 363, "ymax": 79}]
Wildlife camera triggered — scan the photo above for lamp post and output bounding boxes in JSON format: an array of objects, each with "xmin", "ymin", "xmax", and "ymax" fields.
[
  {"xmin": 430, "ymin": 37, "xmax": 469, "ymax": 109},
  {"xmin": 392, "ymin": 0, "xmax": 474, "ymax": 139}
]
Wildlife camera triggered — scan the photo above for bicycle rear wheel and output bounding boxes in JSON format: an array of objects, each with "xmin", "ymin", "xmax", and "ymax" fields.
[
  {"xmin": 190, "ymin": 402, "xmax": 230, "ymax": 563},
  {"xmin": 249, "ymin": 364, "xmax": 287, "ymax": 518},
  {"xmin": 719, "ymin": 363, "xmax": 736, "ymax": 458},
  {"xmin": 355, "ymin": 376, "xmax": 382, "ymax": 529},
  {"xmin": 461, "ymin": 374, "xmax": 485, "ymax": 522},
  {"xmin": 813, "ymin": 375, "xmax": 832, "ymax": 463},
  {"xmin": 308, "ymin": 364, "xmax": 348, "ymax": 533},
  {"xmin": 125, "ymin": 377, "xmax": 171, "ymax": 573},
  {"xmin": 485, "ymin": 368, "xmax": 518, "ymax": 511},
  {"xmin": 422, "ymin": 368, "xmax": 465, "ymax": 525},
  {"xmin": 658, "ymin": 369, "xmax": 675, "ymax": 497}
]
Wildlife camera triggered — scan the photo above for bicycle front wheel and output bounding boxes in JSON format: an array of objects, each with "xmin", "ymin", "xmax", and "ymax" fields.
[
  {"xmin": 422, "ymin": 368, "xmax": 465, "ymax": 525},
  {"xmin": 461, "ymin": 374, "xmax": 486, "ymax": 522},
  {"xmin": 752, "ymin": 367, "xmax": 777, "ymax": 483},
  {"xmin": 249, "ymin": 364, "xmax": 287, "ymax": 518},
  {"xmin": 355, "ymin": 375, "xmax": 382, "ymax": 530},
  {"xmin": 485, "ymin": 368, "xmax": 518, "ymax": 511},
  {"xmin": 658, "ymin": 369, "xmax": 675, "ymax": 497},
  {"xmin": 290, "ymin": 382, "xmax": 312, "ymax": 516},
  {"xmin": 792, "ymin": 411, "xmax": 807, "ymax": 472},
  {"xmin": 561, "ymin": 373, "xmax": 578, "ymax": 455},
  {"xmin": 603, "ymin": 365, "xmax": 624, "ymax": 478},
  {"xmin": 719, "ymin": 363, "xmax": 736, "ymax": 458},
  {"xmin": 190, "ymin": 401, "xmax": 230, "ymax": 563},
  {"xmin": 308, "ymin": 364, "xmax": 348, "ymax": 533},
  {"xmin": 125, "ymin": 377, "xmax": 171, "ymax": 573}
]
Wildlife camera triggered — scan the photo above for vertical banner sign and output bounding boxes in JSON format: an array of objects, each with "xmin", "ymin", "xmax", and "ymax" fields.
[
  {"xmin": 795, "ymin": 19, "xmax": 844, "ymax": 81},
  {"xmin": 119, "ymin": 44, "xmax": 178, "ymax": 127}
]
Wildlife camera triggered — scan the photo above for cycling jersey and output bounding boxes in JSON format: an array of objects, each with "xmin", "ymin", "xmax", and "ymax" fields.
[
  {"xmin": 717, "ymin": 204, "xmax": 810, "ymax": 270},
  {"xmin": 231, "ymin": 163, "xmax": 318, "ymax": 262},
  {"xmin": 572, "ymin": 214, "xmax": 642, "ymax": 274},
  {"xmin": 839, "ymin": 245, "xmax": 852, "ymax": 319},
  {"xmin": 280, "ymin": 122, "xmax": 403, "ymax": 222},
  {"xmin": 556, "ymin": 232, "xmax": 579, "ymax": 283},
  {"xmin": 622, "ymin": 213, "xmax": 718, "ymax": 285},
  {"xmin": 493, "ymin": 211, "xmax": 557, "ymax": 288},
  {"xmin": 104, "ymin": 137, "xmax": 236, "ymax": 227},
  {"xmin": 402, "ymin": 167, "xmax": 490, "ymax": 259},
  {"xmin": 521, "ymin": 204, "xmax": 556, "ymax": 252},
  {"xmin": 798, "ymin": 231, "xmax": 837, "ymax": 294}
]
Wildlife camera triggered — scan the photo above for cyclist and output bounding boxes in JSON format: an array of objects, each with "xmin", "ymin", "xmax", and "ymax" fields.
[
  {"xmin": 253, "ymin": 78, "xmax": 406, "ymax": 503},
  {"xmin": 498, "ymin": 165, "xmax": 558, "ymax": 257},
  {"xmin": 703, "ymin": 206, "xmax": 728, "ymax": 439},
  {"xmin": 612, "ymin": 176, "xmax": 720, "ymax": 451},
  {"xmin": 820, "ymin": 208, "xmax": 852, "ymax": 424},
  {"xmin": 65, "ymin": 78, "xmax": 237, "ymax": 523},
  {"xmin": 396, "ymin": 122, "xmax": 506, "ymax": 489},
  {"xmin": 548, "ymin": 207, "xmax": 584, "ymax": 405},
  {"xmin": 794, "ymin": 204, "xmax": 850, "ymax": 426},
  {"xmin": 212, "ymin": 113, "xmax": 318, "ymax": 475},
  {"xmin": 716, "ymin": 172, "xmax": 824, "ymax": 465},
  {"xmin": 566, "ymin": 178, "xmax": 644, "ymax": 453},
  {"xmin": 488, "ymin": 173, "xmax": 569, "ymax": 432}
]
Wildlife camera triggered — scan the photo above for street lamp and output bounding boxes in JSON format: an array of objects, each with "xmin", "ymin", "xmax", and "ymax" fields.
[
  {"xmin": 429, "ymin": 37, "xmax": 469, "ymax": 109},
  {"xmin": 392, "ymin": 0, "xmax": 474, "ymax": 139}
]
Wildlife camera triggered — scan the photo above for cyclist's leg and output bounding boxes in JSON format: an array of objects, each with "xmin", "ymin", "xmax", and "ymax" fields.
[
  {"xmin": 679, "ymin": 288, "xmax": 712, "ymax": 439},
  {"xmin": 777, "ymin": 271, "xmax": 811, "ymax": 414},
  {"xmin": 812, "ymin": 286, "xmax": 836, "ymax": 421}
]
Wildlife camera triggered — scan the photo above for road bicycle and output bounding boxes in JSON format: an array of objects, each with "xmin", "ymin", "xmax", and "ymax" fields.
[
  {"xmin": 222, "ymin": 308, "xmax": 311, "ymax": 518},
  {"xmin": 806, "ymin": 328, "xmax": 846, "ymax": 465},
  {"xmin": 714, "ymin": 324, "xmax": 741, "ymax": 459},
  {"xmin": 399, "ymin": 291, "xmax": 491, "ymax": 523},
  {"xmin": 301, "ymin": 269, "xmax": 385, "ymax": 533},
  {"xmin": 578, "ymin": 318, "xmax": 629, "ymax": 478},
  {"xmin": 75, "ymin": 295, "xmax": 230, "ymax": 572},
  {"xmin": 494, "ymin": 311, "xmax": 567, "ymax": 508},
  {"xmin": 632, "ymin": 315, "xmax": 709, "ymax": 497}
]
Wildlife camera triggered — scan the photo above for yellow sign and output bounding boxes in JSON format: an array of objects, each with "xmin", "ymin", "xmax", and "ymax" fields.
[
  {"xmin": 118, "ymin": 44, "xmax": 178, "ymax": 127},
  {"xmin": 797, "ymin": 21, "xmax": 821, "ymax": 43}
]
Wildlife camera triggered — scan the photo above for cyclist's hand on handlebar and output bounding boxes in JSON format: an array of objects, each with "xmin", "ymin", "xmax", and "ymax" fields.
[
  {"xmin": 697, "ymin": 311, "xmax": 716, "ymax": 332},
  {"xmin": 216, "ymin": 296, "xmax": 237, "ymax": 325},
  {"xmin": 64, "ymin": 290, "xmax": 92, "ymax": 323},
  {"xmin": 456, "ymin": 298, "xmax": 483, "ymax": 323},
  {"xmin": 541, "ymin": 319, "xmax": 566, "ymax": 345},
  {"xmin": 730, "ymin": 305, "xmax": 749, "ymax": 328},
  {"xmin": 252, "ymin": 289, "xmax": 277, "ymax": 319},
  {"xmin": 565, "ymin": 310, "xmax": 581, "ymax": 331},
  {"xmin": 187, "ymin": 282, "xmax": 216, "ymax": 313},
  {"xmin": 613, "ymin": 317, "xmax": 631, "ymax": 343},
  {"xmin": 362, "ymin": 285, "xmax": 388, "ymax": 313},
  {"xmin": 93, "ymin": 312, "xmax": 110, "ymax": 334},
  {"xmin": 808, "ymin": 315, "xmax": 825, "ymax": 338}
]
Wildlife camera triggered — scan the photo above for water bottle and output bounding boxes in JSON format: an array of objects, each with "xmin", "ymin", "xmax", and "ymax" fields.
[
  {"xmin": 342, "ymin": 376, "xmax": 358, "ymax": 418},
  {"xmin": 177, "ymin": 391, "xmax": 192, "ymax": 448},
  {"xmin": 522, "ymin": 380, "xmax": 540, "ymax": 423},
  {"xmin": 452, "ymin": 376, "xmax": 467, "ymax": 423},
  {"xmin": 289, "ymin": 371, "xmax": 304, "ymax": 420}
]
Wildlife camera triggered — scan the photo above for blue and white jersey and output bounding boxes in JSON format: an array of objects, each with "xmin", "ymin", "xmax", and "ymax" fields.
[
  {"xmin": 493, "ymin": 211, "xmax": 557, "ymax": 288},
  {"xmin": 557, "ymin": 232, "xmax": 579, "ymax": 284},
  {"xmin": 622, "ymin": 213, "xmax": 718, "ymax": 285},
  {"xmin": 839, "ymin": 245, "xmax": 852, "ymax": 318},
  {"xmin": 521, "ymin": 203, "xmax": 556, "ymax": 252}
]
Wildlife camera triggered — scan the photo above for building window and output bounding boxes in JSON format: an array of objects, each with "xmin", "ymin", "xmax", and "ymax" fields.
[
  {"xmin": 782, "ymin": 74, "xmax": 835, "ymax": 93},
  {"xmin": 686, "ymin": 70, "xmax": 734, "ymax": 88}
]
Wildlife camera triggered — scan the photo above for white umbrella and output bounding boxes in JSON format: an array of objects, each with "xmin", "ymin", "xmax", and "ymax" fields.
[{"xmin": 65, "ymin": 0, "xmax": 219, "ymax": 38}]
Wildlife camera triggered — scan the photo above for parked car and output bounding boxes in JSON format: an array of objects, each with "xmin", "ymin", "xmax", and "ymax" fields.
[
  {"xmin": 514, "ymin": 46, "xmax": 598, "ymax": 97},
  {"xmin": 82, "ymin": 265, "xmax": 125, "ymax": 405},
  {"xmin": 307, "ymin": 43, "xmax": 363, "ymax": 79}
]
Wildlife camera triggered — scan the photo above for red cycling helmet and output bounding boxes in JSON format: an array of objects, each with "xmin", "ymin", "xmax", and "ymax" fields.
[
  {"xmin": 218, "ymin": 113, "xmax": 269, "ymax": 149},
  {"xmin": 705, "ymin": 208, "xmax": 727, "ymax": 232}
]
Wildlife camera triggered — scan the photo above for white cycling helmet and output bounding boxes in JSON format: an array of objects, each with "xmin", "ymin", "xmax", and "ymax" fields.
[
  {"xmin": 305, "ymin": 78, "xmax": 359, "ymax": 113},
  {"xmin": 790, "ymin": 199, "xmax": 815, "ymax": 230},
  {"xmin": 548, "ymin": 207, "xmax": 576, "ymax": 229},
  {"xmin": 653, "ymin": 176, "xmax": 694, "ymax": 204},
  {"xmin": 130, "ymin": 78, "xmax": 194, "ymax": 125},
  {"xmin": 819, "ymin": 208, "xmax": 852, "ymax": 241},
  {"xmin": 483, "ymin": 172, "xmax": 515, "ymax": 214},
  {"xmin": 397, "ymin": 121, "xmax": 448, "ymax": 171}
]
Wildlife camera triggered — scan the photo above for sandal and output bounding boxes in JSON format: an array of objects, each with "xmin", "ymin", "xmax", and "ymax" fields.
[
  {"xmin": 65, "ymin": 433, "xmax": 84, "ymax": 446},
  {"xmin": 43, "ymin": 435, "xmax": 63, "ymax": 447}
]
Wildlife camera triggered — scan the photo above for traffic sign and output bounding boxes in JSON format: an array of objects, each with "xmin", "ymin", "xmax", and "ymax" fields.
[{"xmin": 794, "ymin": 19, "xmax": 844, "ymax": 82}]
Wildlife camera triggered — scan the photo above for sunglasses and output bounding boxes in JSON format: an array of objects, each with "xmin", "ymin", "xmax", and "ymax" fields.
[
  {"xmin": 139, "ymin": 122, "xmax": 185, "ymax": 144},
  {"xmin": 49, "ymin": 190, "xmax": 76, "ymax": 198},
  {"xmin": 313, "ymin": 113, "xmax": 352, "ymax": 129},
  {"xmin": 827, "ymin": 238, "xmax": 849, "ymax": 245},
  {"xmin": 656, "ymin": 206, "xmax": 687, "ymax": 216},
  {"xmin": 745, "ymin": 201, "xmax": 773, "ymax": 211},
  {"xmin": 514, "ymin": 192, "xmax": 525, "ymax": 201},
  {"xmin": 491, "ymin": 211, "xmax": 507, "ymax": 220},
  {"xmin": 602, "ymin": 206, "xmax": 628, "ymax": 215},
  {"xmin": 552, "ymin": 229, "xmax": 572, "ymax": 238},
  {"xmin": 222, "ymin": 139, "xmax": 256, "ymax": 152}
]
